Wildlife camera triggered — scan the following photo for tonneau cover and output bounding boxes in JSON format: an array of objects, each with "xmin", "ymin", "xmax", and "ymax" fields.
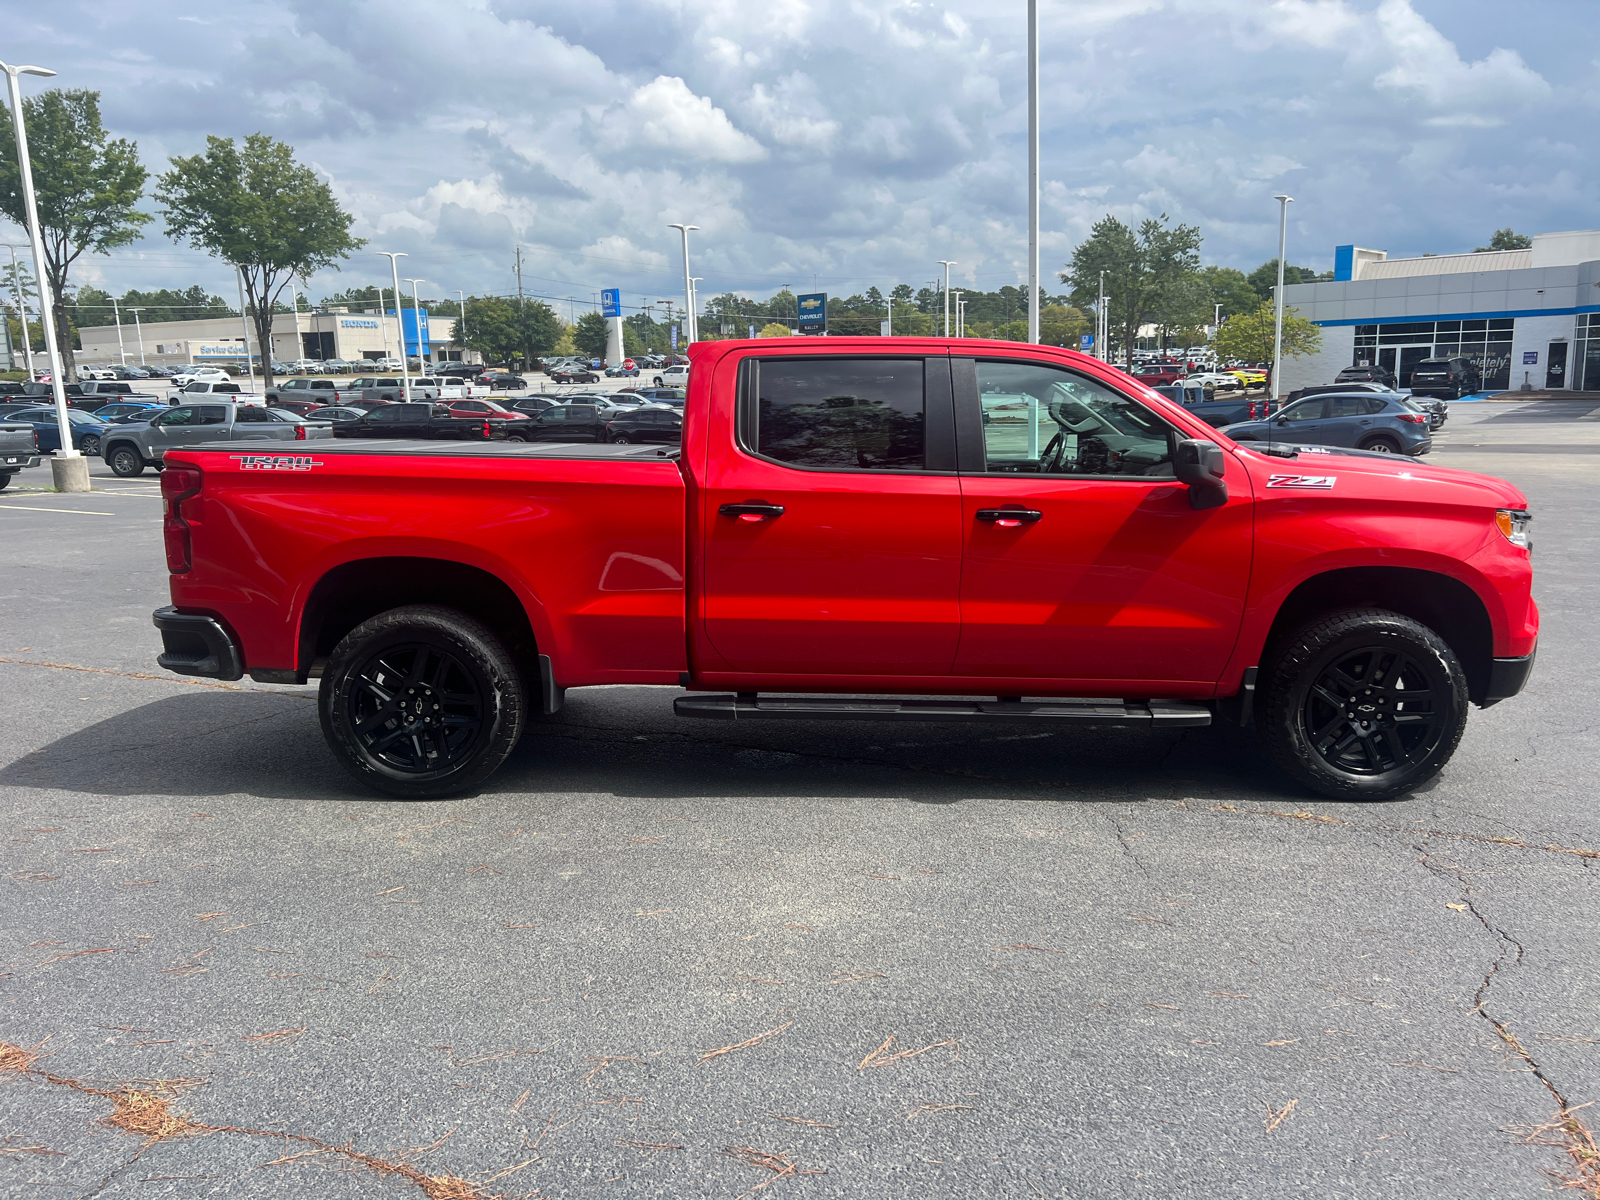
[{"xmin": 187, "ymin": 438, "xmax": 680, "ymax": 461}]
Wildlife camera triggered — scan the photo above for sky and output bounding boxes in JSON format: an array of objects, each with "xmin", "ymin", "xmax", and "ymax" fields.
[{"xmin": 3, "ymin": 0, "xmax": 1595, "ymax": 319}]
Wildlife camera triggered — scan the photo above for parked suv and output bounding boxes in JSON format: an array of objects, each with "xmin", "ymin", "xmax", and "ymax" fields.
[
  {"xmin": 1337, "ymin": 364, "xmax": 1397, "ymax": 388},
  {"xmin": 1408, "ymin": 356, "xmax": 1481, "ymax": 400},
  {"xmin": 1219, "ymin": 392, "xmax": 1432, "ymax": 456}
]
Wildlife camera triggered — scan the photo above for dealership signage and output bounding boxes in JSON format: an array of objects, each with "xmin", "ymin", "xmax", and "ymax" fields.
[
  {"xmin": 341, "ymin": 318, "xmax": 380, "ymax": 329},
  {"xmin": 797, "ymin": 292, "xmax": 827, "ymax": 333},
  {"xmin": 194, "ymin": 341, "xmax": 249, "ymax": 358}
]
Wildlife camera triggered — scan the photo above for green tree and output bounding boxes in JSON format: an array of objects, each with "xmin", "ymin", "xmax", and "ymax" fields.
[
  {"xmin": 458, "ymin": 296, "xmax": 558, "ymax": 365},
  {"xmin": 1475, "ymin": 228, "xmax": 1532, "ymax": 252},
  {"xmin": 1210, "ymin": 301, "xmax": 1321, "ymax": 364},
  {"xmin": 1247, "ymin": 259, "xmax": 1330, "ymax": 301},
  {"xmin": 572, "ymin": 310, "xmax": 609, "ymax": 359},
  {"xmin": 0, "ymin": 89, "xmax": 149, "ymax": 382},
  {"xmin": 1038, "ymin": 304, "xmax": 1088, "ymax": 348},
  {"xmin": 157, "ymin": 133, "xmax": 364, "ymax": 386},
  {"xmin": 758, "ymin": 321, "xmax": 792, "ymax": 337},
  {"xmin": 1199, "ymin": 266, "xmax": 1258, "ymax": 321},
  {"xmin": 1060, "ymin": 214, "xmax": 1202, "ymax": 364}
]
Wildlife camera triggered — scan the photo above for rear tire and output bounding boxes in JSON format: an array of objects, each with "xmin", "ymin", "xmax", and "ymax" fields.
[
  {"xmin": 319, "ymin": 605, "xmax": 526, "ymax": 799},
  {"xmin": 1259, "ymin": 608, "xmax": 1467, "ymax": 801},
  {"xmin": 1360, "ymin": 436, "xmax": 1400, "ymax": 454},
  {"xmin": 0, "ymin": 472, "xmax": 11, "ymax": 491},
  {"xmin": 108, "ymin": 445, "xmax": 145, "ymax": 477},
  {"xmin": 612, "ymin": 433, "xmax": 631, "ymax": 444}
]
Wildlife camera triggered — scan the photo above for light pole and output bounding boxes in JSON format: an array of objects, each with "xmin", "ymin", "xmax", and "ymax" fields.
[
  {"xmin": 937, "ymin": 261, "xmax": 955, "ymax": 337},
  {"xmin": 377, "ymin": 251, "xmax": 409, "ymax": 395},
  {"xmin": 1272, "ymin": 194, "xmax": 1293, "ymax": 408},
  {"xmin": 668, "ymin": 223, "xmax": 699, "ymax": 343},
  {"xmin": 1, "ymin": 58, "xmax": 79, "ymax": 483},
  {"xmin": 885, "ymin": 292, "xmax": 892, "ymax": 337},
  {"xmin": 1027, "ymin": 0, "xmax": 1040, "ymax": 345},
  {"xmin": 234, "ymin": 265, "xmax": 257, "ymax": 391},
  {"xmin": 1097, "ymin": 269, "xmax": 1107, "ymax": 362},
  {"xmin": 405, "ymin": 278, "xmax": 426, "ymax": 368},
  {"xmin": 111, "ymin": 294, "xmax": 127, "ymax": 366},
  {"xmin": 456, "ymin": 289, "xmax": 466, "ymax": 358},
  {"xmin": 2, "ymin": 243, "xmax": 35, "ymax": 378},
  {"xmin": 689, "ymin": 278, "xmax": 703, "ymax": 342},
  {"xmin": 129, "ymin": 307, "xmax": 145, "ymax": 365}
]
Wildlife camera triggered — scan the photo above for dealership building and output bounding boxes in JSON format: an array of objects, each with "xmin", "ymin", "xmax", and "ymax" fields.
[
  {"xmin": 1279, "ymin": 227, "xmax": 1600, "ymax": 394},
  {"xmin": 77, "ymin": 308, "xmax": 468, "ymax": 368}
]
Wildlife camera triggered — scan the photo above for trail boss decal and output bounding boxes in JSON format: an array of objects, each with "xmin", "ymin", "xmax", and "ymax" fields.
[
  {"xmin": 232, "ymin": 455, "xmax": 324, "ymax": 471},
  {"xmin": 1267, "ymin": 474, "xmax": 1336, "ymax": 489}
]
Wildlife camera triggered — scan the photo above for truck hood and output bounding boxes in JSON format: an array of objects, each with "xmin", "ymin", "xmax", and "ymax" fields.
[{"xmin": 1234, "ymin": 442, "xmax": 1528, "ymax": 509}]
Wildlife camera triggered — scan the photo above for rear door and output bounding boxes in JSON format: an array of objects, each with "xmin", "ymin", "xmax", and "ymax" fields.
[
  {"xmin": 698, "ymin": 353, "xmax": 963, "ymax": 677},
  {"xmin": 951, "ymin": 355, "xmax": 1252, "ymax": 687},
  {"xmin": 1318, "ymin": 394, "xmax": 1373, "ymax": 446}
]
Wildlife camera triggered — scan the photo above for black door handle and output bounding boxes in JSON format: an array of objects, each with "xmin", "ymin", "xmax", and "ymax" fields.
[
  {"xmin": 719, "ymin": 502, "xmax": 785, "ymax": 520},
  {"xmin": 975, "ymin": 508, "xmax": 1043, "ymax": 523}
]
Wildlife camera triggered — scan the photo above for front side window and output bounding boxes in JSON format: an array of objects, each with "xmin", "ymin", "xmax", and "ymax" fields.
[
  {"xmin": 973, "ymin": 360, "xmax": 1175, "ymax": 478},
  {"xmin": 1278, "ymin": 399, "xmax": 1325, "ymax": 423},
  {"xmin": 749, "ymin": 358, "xmax": 925, "ymax": 471}
]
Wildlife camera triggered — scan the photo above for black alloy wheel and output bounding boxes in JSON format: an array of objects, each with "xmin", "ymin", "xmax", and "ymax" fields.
[
  {"xmin": 1259, "ymin": 608, "xmax": 1467, "ymax": 800},
  {"xmin": 108, "ymin": 444, "xmax": 144, "ymax": 476},
  {"xmin": 319, "ymin": 605, "xmax": 525, "ymax": 798}
]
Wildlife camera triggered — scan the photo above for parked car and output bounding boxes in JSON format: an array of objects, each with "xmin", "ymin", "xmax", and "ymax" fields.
[
  {"xmin": 628, "ymin": 387, "xmax": 686, "ymax": 405},
  {"xmin": 0, "ymin": 381, "xmax": 29, "ymax": 398},
  {"xmin": 526, "ymin": 402, "xmax": 606, "ymax": 442},
  {"xmin": 485, "ymin": 373, "xmax": 526, "ymax": 391},
  {"xmin": 605, "ymin": 362, "xmax": 640, "ymax": 378},
  {"xmin": 172, "ymin": 366, "xmax": 233, "ymax": 387},
  {"xmin": 268, "ymin": 399, "xmax": 327, "ymax": 418},
  {"xmin": 1, "ymin": 406, "xmax": 112, "ymax": 456},
  {"xmin": 1181, "ymin": 371, "xmax": 1241, "ymax": 392},
  {"xmin": 0, "ymin": 417, "xmax": 41, "ymax": 489},
  {"xmin": 1408, "ymin": 356, "xmax": 1481, "ymax": 400},
  {"xmin": 91, "ymin": 401, "xmax": 168, "ymax": 424},
  {"xmin": 1336, "ymin": 364, "xmax": 1397, "ymax": 388},
  {"xmin": 652, "ymin": 364, "xmax": 690, "ymax": 387},
  {"xmin": 434, "ymin": 398, "xmax": 535, "ymax": 432},
  {"xmin": 1225, "ymin": 367, "xmax": 1269, "ymax": 388},
  {"xmin": 266, "ymin": 377, "xmax": 359, "ymax": 405},
  {"xmin": 331, "ymin": 402, "xmax": 510, "ymax": 441},
  {"xmin": 1128, "ymin": 363, "xmax": 1186, "ymax": 388},
  {"xmin": 101, "ymin": 402, "xmax": 333, "ymax": 477},
  {"xmin": 149, "ymin": 337, "xmax": 1537, "ymax": 805},
  {"xmin": 506, "ymin": 397, "xmax": 558, "ymax": 416},
  {"xmin": 144, "ymin": 365, "xmax": 180, "ymax": 378},
  {"xmin": 436, "ymin": 363, "xmax": 485, "ymax": 380},
  {"xmin": 604, "ymin": 406, "xmax": 682, "ymax": 445},
  {"xmin": 302, "ymin": 406, "xmax": 368, "ymax": 423},
  {"xmin": 1219, "ymin": 392, "xmax": 1432, "ymax": 455},
  {"xmin": 550, "ymin": 364, "xmax": 600, "ymax": 384}
]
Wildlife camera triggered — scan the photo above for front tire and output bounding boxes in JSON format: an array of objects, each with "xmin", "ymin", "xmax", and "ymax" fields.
[
  {"xmin": 318, "ymin": 605, "xmax": 526, "ymax": 799},
  {"xmin": 611, "ymin": 433, "xmax": 631, "ymax": 444},
  {"xmin": 81, "ymin": 435, "xmax": 101, "ymax": 457},
  {"xmin": 108, "ymin": 445, "xmax": 145, "ymax": 477},
  {"xmin": 1259, "ymin": 608, "xmax": 1467, "ymax": 800}
]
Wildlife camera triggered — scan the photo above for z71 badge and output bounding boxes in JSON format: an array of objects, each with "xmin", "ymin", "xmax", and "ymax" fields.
[
  {"xmin": 1267, "ymin": 474, "xmax": 1336, "ymax": 489},
  {"xmin": 232, "ymin": 455, "xmax": 324, "ymax": 471}
]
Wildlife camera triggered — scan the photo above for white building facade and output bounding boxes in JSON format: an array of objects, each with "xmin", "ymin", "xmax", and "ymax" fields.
[
  {"xmin": 78, "ymin": 309, "xmax": 468, "ymax": 368},
  {"xmin": 1279, "ymin": 228, "xmax": 1600, "ymax": 395}
]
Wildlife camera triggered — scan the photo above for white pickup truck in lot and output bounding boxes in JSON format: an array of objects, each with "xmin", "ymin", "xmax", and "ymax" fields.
[
  {"xmin": 173, "ymin": 380, "xmax": 265, "ymax": 404},
  {"xmin": 353, "ymin": 377, "xmax": 492, "ymax": 403}
]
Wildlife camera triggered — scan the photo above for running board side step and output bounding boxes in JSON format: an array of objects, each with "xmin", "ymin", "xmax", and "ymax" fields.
[{"xmin": 673, "ymin": 694, "xmax": 1211, "ymax": 727}]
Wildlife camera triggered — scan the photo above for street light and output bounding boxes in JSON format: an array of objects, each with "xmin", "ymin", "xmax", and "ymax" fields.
[
  {"xmin": 1026, "ymin": 0, "xmax": 1039, "ymax": 345},
  {"xmin": 1, "ymin": 243, "xmax": 35, "ymax": 378},
  {"xmin": 234, "ymin": 265, "xmax": 257, "ymax": 391},
  {"xmin": 0, "ymin": 58, "xmax": 79, "ymax": 485},
  {"xmin": 937, "ymin": 261, "xmax": 955, "ymax": 337},
  {"xmin": 405, "ymin": 278, "xmax": 425, "ymax": 369},
  {"xmin": 377, "ymin": 251, "xmax": 409, "ymax": 396},
  {"xmin": 129, "ymin": 307, "xmax": 145, "ymax": 365},
  {"xmin": 668, "ymin": 223, "xmax": 699, "ymax": 343},
  {"xmin": 689, "ymin": 277, "xmax": 703, "ymax": 342},
  {"xmin": 1272, "ymin": 194, "xmax": 1293, "ymax": 409},
  {"xmin": 456, "ymin": 289, "xmax": 466, "ymax": 352},
  {"xmin": 111, "ymin": 294, "xmax": 127, "ymax": 366}
]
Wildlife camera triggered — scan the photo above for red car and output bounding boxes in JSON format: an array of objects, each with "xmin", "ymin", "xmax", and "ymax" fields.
[
  {"xmin": 151, "ymin": 336, "xmax": 1537, "ymax": 802},
  {"xmin": 434, "ymin": 398, "xmax": 535, "ymax": 434},
  {"xmin": 1129, "ymin": 363, "xmax": 1186, "ymax": 388}
]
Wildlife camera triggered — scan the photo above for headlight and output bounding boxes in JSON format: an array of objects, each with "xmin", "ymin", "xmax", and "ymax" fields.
[{"xmin": 1495, "ymin": 509, "xmax": 1532, "ymax": 551}]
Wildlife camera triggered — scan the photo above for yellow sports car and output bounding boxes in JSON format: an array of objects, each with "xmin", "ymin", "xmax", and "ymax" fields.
[{"xmin": 1226, "ymin": 368, "xmax": 1268, "ymax": 387}]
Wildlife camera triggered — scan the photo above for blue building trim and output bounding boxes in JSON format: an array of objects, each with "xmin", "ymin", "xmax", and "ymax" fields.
[
  {"xmin": 1333, "ymin": 245, "xmax": 1354, "ymax": 282},
  {"xmin": 1312, "ymin": 304, "xmax": 1600, "ymax": 328}
]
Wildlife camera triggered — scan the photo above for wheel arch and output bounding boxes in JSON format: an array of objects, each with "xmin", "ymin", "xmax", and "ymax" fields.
[
  {"xmin": 1262, "ymin": 566, "xmax": 1494, "ymax": 704},
  {"xmin": 298, "ymin": 556, "xmax": 541, "ymax": 691}
]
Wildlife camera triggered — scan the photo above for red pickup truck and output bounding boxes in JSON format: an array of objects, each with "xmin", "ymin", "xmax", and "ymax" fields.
[{"xmin": 152, "ymin": 338, "xmax": 1537, "ymax": 802}]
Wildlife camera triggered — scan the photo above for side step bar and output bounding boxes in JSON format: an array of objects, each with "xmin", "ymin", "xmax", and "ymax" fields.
[{"xmin": 673, "ymin": 694, "xmax": 1211, "ymax": 728}]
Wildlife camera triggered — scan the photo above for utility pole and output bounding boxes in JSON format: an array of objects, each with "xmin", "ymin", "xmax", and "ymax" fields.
[
  {"xmin": 1272, "ymin": 194, "xmax": 1293, "ymax": 409},
  {"xmin": 937, "ymin": 261, "xmax": 955, "ymax": 337},
  {"xmin": 111, "ymin": 294, "xmax": 127, "ymax": 365},
  {"xmin": 515, "ymin": 246, "xmax": 524, "ymax": 310},
  {"xmin": 1027, "ymin": 0, "xmax": 1040, "ymax": 345}
]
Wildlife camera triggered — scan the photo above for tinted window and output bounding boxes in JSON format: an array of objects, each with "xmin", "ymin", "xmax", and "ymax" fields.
[
  {"xmin": 368, "ymin": 406, "xmax": 408, "ymax": 422},
  {"xmin": 1279, "ymin": 399, "xmax": 1325, "ymax": 422},
  {"xmin": 158, "ymin": 407, "xmax": 196, "ymax": 426},
  {"xmin": 233, "ymin": 406, "xmax": 270, "ymax": 423},
  {"xmin": 1362, "ymin": 396, "xmax": 1390, "ymax": 415},
  {"xmin": 540, "ymin": 408, "xmax": 566, "ymax": 422},
  {"xmin": 751, "ymin": 358, "xmax": 924, "ymax": 471},
  {"xmin": 1325, "ymin": 396, "xmax": 1368, "ymax": 418},
  {"xmin": 974, "ymin": 360, "xmax": 1175, "ymax": 478}
]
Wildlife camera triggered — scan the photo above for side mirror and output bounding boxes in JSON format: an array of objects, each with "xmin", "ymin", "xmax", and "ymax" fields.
[
  {"xmin": 1173, "ymin": 438, "xmax": 1229, "ymax": 510},
  {"xmin": 1275, "ymin": 416, "xmax": 1289, "ymax": 426}
]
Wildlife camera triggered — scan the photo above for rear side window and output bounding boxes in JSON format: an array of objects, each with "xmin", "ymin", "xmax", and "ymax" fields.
[
  {"xmin": 1325, "ymin": 396, "xmax": 1368, "ymax": 418},
  {"xmin": 747, "ymin": 358, "xmax": 925, "ymax": 471},
  {"xmin": 233, "ymin": 406, "xmax": 270, "ymax": 423}
]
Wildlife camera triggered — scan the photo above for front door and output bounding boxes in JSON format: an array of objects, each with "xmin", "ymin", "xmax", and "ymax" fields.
[
  {"xmin": 699, "ymin": 354, "xmax": 963, "ymax": 677},
  {"xmin": 152, "ymin": 405, "xmax": 228, "ymax": 455},
  {"xmin": 953, "ymin": 357, "xmax": 1252, "ymax": 687},
  {"xmin": 1546, "ymin": 342, "xmax": 1568, "ymax": 390}
]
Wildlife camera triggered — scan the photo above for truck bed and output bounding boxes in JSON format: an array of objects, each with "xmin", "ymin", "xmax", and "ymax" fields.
[{"xmin": 168, "ymin": 439, "xmax": 689, "ymax": 685}]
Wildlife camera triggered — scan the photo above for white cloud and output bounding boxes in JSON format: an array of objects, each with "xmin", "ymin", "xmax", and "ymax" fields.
[
  {"xmin": 614, "ymin": 76, "xmax": 767, "ymax": 163},
  {"xmin": 1372, "ymin": 0, "xmax": 1549, "ymax": 109}
]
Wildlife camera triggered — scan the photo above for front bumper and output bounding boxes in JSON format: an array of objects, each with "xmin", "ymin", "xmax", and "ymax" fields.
[
  {"xmin": 1482, "ymin": 647, "xmax": 1537, "ymax": 707},
  {"xmin": 153, "ymin": 606, "xmax": 244, "ymax": 680}
]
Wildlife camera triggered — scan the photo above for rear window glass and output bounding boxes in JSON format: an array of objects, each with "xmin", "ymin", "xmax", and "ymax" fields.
[{"xmin": 749, "ymin": 358, "xmax": 925, "ymax": 471}]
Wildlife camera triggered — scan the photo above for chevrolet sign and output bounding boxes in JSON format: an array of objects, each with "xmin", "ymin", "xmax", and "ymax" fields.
[{"xmin": 797, "ymin": 292, "xmax": 827, "ymax": 333}]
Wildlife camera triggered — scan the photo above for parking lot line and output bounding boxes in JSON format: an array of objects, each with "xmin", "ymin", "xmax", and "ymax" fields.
[{"xmin": 0, "ymin": 504, "xmax": 113, "ymax": 515}]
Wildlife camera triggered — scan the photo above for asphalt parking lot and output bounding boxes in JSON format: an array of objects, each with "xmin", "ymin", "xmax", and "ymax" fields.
[{"xmin": 2, "ymin": 399, "xmax": 1597, "ymax": 1199}]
